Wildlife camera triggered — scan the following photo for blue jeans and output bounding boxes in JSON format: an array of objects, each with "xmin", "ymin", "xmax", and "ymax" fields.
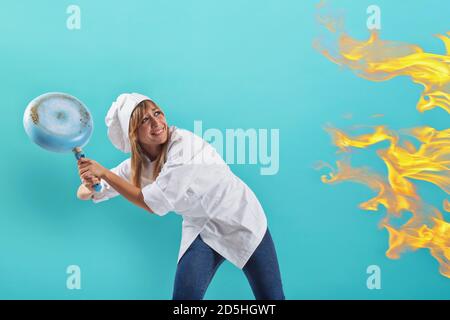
[{"xmin": 172, "ymin": 228, "xmax": 285, "ymax": 300}]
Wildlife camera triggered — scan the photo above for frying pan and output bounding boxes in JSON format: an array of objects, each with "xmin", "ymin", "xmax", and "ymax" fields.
[{"xmin": 23, "ymin": 92, "xmax": 102, "ymax": 192}]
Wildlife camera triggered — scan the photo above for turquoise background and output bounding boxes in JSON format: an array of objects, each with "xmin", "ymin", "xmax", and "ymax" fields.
[{"xmin": 1, "ymin": 0, "xmax": 449, "ymax": 299}]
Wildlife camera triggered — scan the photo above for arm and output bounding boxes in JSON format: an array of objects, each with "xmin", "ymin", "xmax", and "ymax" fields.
[
  {"xmin": 77, "ymin": 158, "xmax": 154, "ymax": 213},
  {"xmin": 101, "ymin": 169, "xmax": 154, "ymax": 213}
]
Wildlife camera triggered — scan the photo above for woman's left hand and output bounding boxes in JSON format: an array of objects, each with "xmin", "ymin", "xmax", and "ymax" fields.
[{"xmin": 78, "ymin": 158, "xmax": 108, "ymax": 181}]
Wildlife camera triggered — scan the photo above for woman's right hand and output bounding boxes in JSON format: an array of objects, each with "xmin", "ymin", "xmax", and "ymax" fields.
[
  {"xmin": 80, "ymin": 175, "xmax": 100, "ymax": 192},
  {"xmin": 77, "ymin": 176, "xmax": 101, "ymax": 200}
]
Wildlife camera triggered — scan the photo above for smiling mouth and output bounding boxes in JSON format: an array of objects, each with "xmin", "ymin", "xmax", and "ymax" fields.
[{"xmin": 151, "ymin": 126, "xmax": 165, "ymax": 136}]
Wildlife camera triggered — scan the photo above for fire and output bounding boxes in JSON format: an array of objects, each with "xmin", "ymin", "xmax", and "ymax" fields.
[
  {"xmin": 315, "ymin": 30, "xmax": 450, "ymax": 114},
  {"xmin": 319, "ymin": 126, "xmax": 450, "ymax": 277},
  {"xmin": 315, "ymin": 7, "xmax": 450, "ymax": 278},
  {"xmin": 385, "ymin": 219, "xmax": 450, "ymax": 278}
]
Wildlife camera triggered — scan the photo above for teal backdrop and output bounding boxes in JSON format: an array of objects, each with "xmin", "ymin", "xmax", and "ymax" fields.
[{"xmin": 0, "ymin": 0, "xmax": 449, "ymax": 299}]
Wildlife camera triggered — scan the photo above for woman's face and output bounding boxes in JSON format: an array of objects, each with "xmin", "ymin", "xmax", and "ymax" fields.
[{"xmin": 137, "ymin": 103, "xmax": 168, "ymax": 147}]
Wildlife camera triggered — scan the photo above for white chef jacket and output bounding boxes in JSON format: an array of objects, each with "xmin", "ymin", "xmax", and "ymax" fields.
[{"xmin": 92, "ymin": 125, "xmax": 268, "ymax": 269}]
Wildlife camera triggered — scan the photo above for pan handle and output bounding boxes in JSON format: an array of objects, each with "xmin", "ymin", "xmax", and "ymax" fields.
[{"xmin": 73, "ymin": 147, "xmax": 102, "ymax": 192}]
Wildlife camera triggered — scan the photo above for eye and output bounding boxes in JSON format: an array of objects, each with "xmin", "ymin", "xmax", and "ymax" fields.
[
  {"xmin": 142, "ymin": 117, "xmax": 149, "ymax": 124},
  {"xmin": 154, "ymin": 111, "xmax": 162, "ymax": 117}
]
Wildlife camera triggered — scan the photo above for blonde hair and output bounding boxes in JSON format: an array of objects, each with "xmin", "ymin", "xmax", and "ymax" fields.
[{"xmin": 128, "ymin": 100, "xmax": 171, "ymax": 187}]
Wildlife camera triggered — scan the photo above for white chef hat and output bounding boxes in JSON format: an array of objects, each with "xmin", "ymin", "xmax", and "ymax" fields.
[{"xmin": 105, "ymin": 92, "xmax": 153, "ymax": 153}]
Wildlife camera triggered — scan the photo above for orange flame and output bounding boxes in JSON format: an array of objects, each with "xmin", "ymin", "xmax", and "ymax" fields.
[
  {"xmin": 314, "ymin": 29, "xmax": 450, "ymax": 114},
  {"xmin": 320, "ymin": 126, "xmax": 450, "ymax": 277},
  {"xmin": 315, "ymin": 8, "xmax": 450, "ymax": 278}
]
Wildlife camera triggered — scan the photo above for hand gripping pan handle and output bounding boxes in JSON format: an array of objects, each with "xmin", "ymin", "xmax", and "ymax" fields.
[{"xmin": 73, "ymin": 147, "xmax": 102, "ymax": 192}]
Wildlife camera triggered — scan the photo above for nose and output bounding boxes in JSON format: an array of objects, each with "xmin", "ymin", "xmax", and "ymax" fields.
[{"xmin": 149, "ymin": 116, "xmax": 159, "ymax": 127}]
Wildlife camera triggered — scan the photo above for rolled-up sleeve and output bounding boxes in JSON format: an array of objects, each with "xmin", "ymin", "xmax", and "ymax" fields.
[
  {"xmin": 92, "ymin": 158, "xmax": 131, "ymax": 203},
  {"xmin": 141, "ymin": 130, "xmax": 204, "ymax": 216},
  {"xmin": 141, "ymin": 180, "xmax": 174, "ymax": 216}
]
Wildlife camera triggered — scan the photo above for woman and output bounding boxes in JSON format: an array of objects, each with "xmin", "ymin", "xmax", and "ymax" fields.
[{"xmin": 77, "ymin": 93, "xmax": 285, "ymax": 300}]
